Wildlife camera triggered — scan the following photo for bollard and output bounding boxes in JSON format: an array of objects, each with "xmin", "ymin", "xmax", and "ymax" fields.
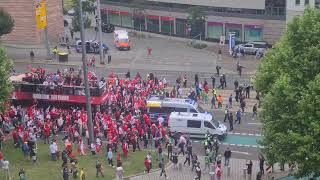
[
  {"xmin": 178, "ymin": 162, "xmax": 182, "ymax": 171},
  {"xmin": 209, "ymin": 171, "xmax": 215, "ymax": 180},
  {"xmin": 227, "ymin": 166, "xmax": 231, "ymax": 176},
  {"xmin": 243, "ymin": 168, "xmax": 247, "ymax": 179}
]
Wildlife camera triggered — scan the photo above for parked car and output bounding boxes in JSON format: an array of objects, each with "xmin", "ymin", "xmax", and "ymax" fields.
[
  {"xmin": 75, "ymin": 40, "xmax": 108, "ymax": 54},
  {"xmin": 102, "ymin": 23, "xmax": 115, "ymax": 33},
  {"xmin": 237, "ymin": 41, "xmax": 268, "ymax": 55}
]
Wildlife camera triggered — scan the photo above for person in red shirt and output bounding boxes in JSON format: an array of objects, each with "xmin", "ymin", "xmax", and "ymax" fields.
[
  {"xmin": 116, "ymin": 154, "xmax": 122, "ymax": 167},
  {"xmin": 12, "ymin": 129, "xmax": 19, "ymax": 147},
  {"xmin": 44, "ymin": 124, "xmax": 51, "ymax": 144},
  {"xmin": 122, "ymin": 142, "xmax": 128, "ymax": 159},
  {"xmin": 144, "ymin": 157, "xmax": 151, "ymax": 173}
]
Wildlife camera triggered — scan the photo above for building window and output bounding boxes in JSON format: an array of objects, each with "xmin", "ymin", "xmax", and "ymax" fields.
[
  {"xmin": 296, "ymin": 0, "xmax": 300, "ymax": 5},
  {"xmin": 305, "ymin": 0, "xmax": 309, "ymax": 5},
  {"xmin": 316, "ymin": 0, "xmax": 320, "ymax": 8}
]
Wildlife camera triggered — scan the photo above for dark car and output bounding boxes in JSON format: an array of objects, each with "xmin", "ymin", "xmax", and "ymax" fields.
[{"xmin": 102, "ymin": 23, "xmax": 115, "ymax": 33}]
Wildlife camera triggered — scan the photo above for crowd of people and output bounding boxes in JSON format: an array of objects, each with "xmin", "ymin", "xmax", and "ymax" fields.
[
  {"xmin": 1, "ymin": 69, "xmax": 175, "ymax": 179},
  {"xmin": 0, "ymin": 64, "xmax": 265, "ymax": 180},
  {"xmin": 21, "ymin": 66, "xmax": 99, "ymax": 88}
]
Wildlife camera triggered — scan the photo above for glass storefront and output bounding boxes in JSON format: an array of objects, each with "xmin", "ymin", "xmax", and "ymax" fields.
[
  {"xmin": 160, "ymin": 17, "xmax": 174, "ymax": 35},
  {"xmin": 207, "ymin": 22, "xmax": 223, "ymax": 40},
  {"xmin": 121, "ymin": 13, "xmax": 133, "ymax": 28},
  {"xmin": 108, "ymin": 12, "xmax": 120, "ymax": 26},
  {"xmin": 147, "ymin": 15, "xmax": 160, "ymax": 33},
  {"xmin": 133, "ymin": 16, "xmax": 145, "ymax": 31},
  {"xmin": 244, "ymin": 25, "xmax": 263, "ymax": 42},
  {"xmin": 101, "ymin": 10, "xmax": 108, "ymax": 24},
  {"xmin": 176, "ymin": 18, "xmax": 187, "ymax": 37},
  {"xmin": 225, "ymin": 24, "xmax": 242, "ymax": 42}
]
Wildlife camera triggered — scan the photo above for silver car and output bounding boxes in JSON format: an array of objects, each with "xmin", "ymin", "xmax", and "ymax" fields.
[{"xmin": 238, "ymin": 41, "xmax": 267, "ymax": 55}]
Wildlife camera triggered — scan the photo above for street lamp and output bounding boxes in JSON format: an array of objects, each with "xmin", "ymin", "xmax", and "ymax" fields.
[{"xmin": 78, "ymin": 0, "xmax": 94, "ymax": 145}]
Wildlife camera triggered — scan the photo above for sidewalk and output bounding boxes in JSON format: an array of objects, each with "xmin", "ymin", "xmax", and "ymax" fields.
[{"xmin": 129, "ymin": 155, "xmax": 288, "ymax": 180}]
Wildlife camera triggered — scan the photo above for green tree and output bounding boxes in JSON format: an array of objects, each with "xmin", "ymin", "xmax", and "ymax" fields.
[
  {"xmin": 187, "ymin": 6, "xmax": 207, "ymax": 25},
  {"xmin": 255, "ymin": 8, "xmax": 320, "ymax": 178},
  {"xmin": 71, "ymin": 0, "xmax": 94, "ymax": 32},
  {"xmin": 0, "ymin": 8, "xmax": 14, "ymax": 37},
  {"xmin": 0, "ymin": 47, "xmax": 13, "ymax": 112}
]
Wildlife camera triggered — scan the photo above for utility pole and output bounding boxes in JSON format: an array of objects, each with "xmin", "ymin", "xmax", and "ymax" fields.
[
  {"xmin": 78, "ymin": 0, "xmax": 94, "ymax": 144},
  {"xmin": 96, "ymin": 0, "xmax": 104, "ymax": 64},
  {"xmin": 44, "ymin": 26, "xmax": 51, "ymax": 59}
]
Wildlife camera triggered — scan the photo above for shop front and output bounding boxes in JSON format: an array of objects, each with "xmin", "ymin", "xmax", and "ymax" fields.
[
  {"xmin": 147, "ymin": 15, "xmax": 160, "ymax": 33},
  {"xmin": 120, "ymin": 11, "xmax": 133, "ymax": 28},
  {"xmin": 225, "ymin": 23, "xmax": 242, "ymax": 42},
  {"xmin": 244, "ymin": 25, "xmax": 263, "ymax": 42},
  {"xmin": 160, "ymin": 16, "xmax": 174, "ymax": 35},
  {"xmin": 176, "ymin": 18, "xmax": 188, "ymax": 37},
  {"xmin": 108, "ymin": 10, "xmax": 120, "ymax": 26},
  {"xmin": 207, "ymin": 22, "xmax": 223, "ymax": 41}
]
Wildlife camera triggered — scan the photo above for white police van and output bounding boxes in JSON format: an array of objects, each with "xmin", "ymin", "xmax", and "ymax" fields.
[
  {"xmin": 168, "ymin": 112, "xmax": 227, "ymax": 139},
  {"xmin": 147, "ymin": 96, "xmax": 208, "ymax": 122}
]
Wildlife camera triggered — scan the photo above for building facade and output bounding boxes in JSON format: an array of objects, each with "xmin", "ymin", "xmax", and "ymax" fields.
[
  {"xmin": 0, "ymin": 0, "xmax": 64, "ymax": 44},
  {"xmin": 101, "ymin": 0, "xmax": 287, "ymax": 44},
  {"xmin": 286, "ymin": 0, "xmax": 320, "ymax": 23}
]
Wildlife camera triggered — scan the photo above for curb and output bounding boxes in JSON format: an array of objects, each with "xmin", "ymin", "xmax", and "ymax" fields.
[{"xmin": 227, "ymin": 132, "xmax": 262, "ymax": 136}]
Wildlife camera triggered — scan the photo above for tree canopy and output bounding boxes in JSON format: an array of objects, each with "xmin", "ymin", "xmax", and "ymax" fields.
[
  {"xmin": 0, "ymin": 47, "xmax": 13, "ymax": 112},
  {"xmin": 255, "ymin": 8, "xmax": 320, "ymax": 178},
  {"xmin": 0, "ymin": 8, "xmax": 14, "ymax": 37},
  {"xmin": 187, "ymin": 6, "xmax": 207, "ymax": 25},
  {"xmin": 71, "ymin": 0, "xmax": 94, "ymax": 32}
]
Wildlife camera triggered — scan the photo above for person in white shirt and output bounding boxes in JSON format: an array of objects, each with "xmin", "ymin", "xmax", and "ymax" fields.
[
  {"xmin": 157, "ymin": 116, "xmax": 164, "ymax": 126},
  {"xmin": 49, "ymin": 141, "xmax": 58, "ymax": 161},
  {"xmin": 2, "ymin": 159, "xmax": 10, "ymax": 180}
]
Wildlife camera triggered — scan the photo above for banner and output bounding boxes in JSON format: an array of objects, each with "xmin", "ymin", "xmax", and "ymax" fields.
[
  {"xmin": 219, "ymin": 35, "xmax": 225, "ymax": 45},
  {"xmin": 229, "ymin": 33, "xmax": 236, "ymax": 54},
  {"xmin": 34, "ymin": 0, "xmax": 47, "ymax": 29}
]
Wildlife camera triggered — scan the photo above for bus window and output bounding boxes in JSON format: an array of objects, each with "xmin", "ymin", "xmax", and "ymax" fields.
[
  {"xmin": 162, "ymin": 107, "xmax": 175, "ymax": 114},
  {"xmin": 149, "ymin": 107, "xmax": 162, "ymax": 113}
]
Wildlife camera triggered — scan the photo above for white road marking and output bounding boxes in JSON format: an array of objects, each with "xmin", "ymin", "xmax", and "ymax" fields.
[
  {"xmin": 248, "ymin": 123, "xmax": 262, "ymax": 125},
  {"xmin": 232, "ymin": 151, "xmax": 250, "ymax": 155}
]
